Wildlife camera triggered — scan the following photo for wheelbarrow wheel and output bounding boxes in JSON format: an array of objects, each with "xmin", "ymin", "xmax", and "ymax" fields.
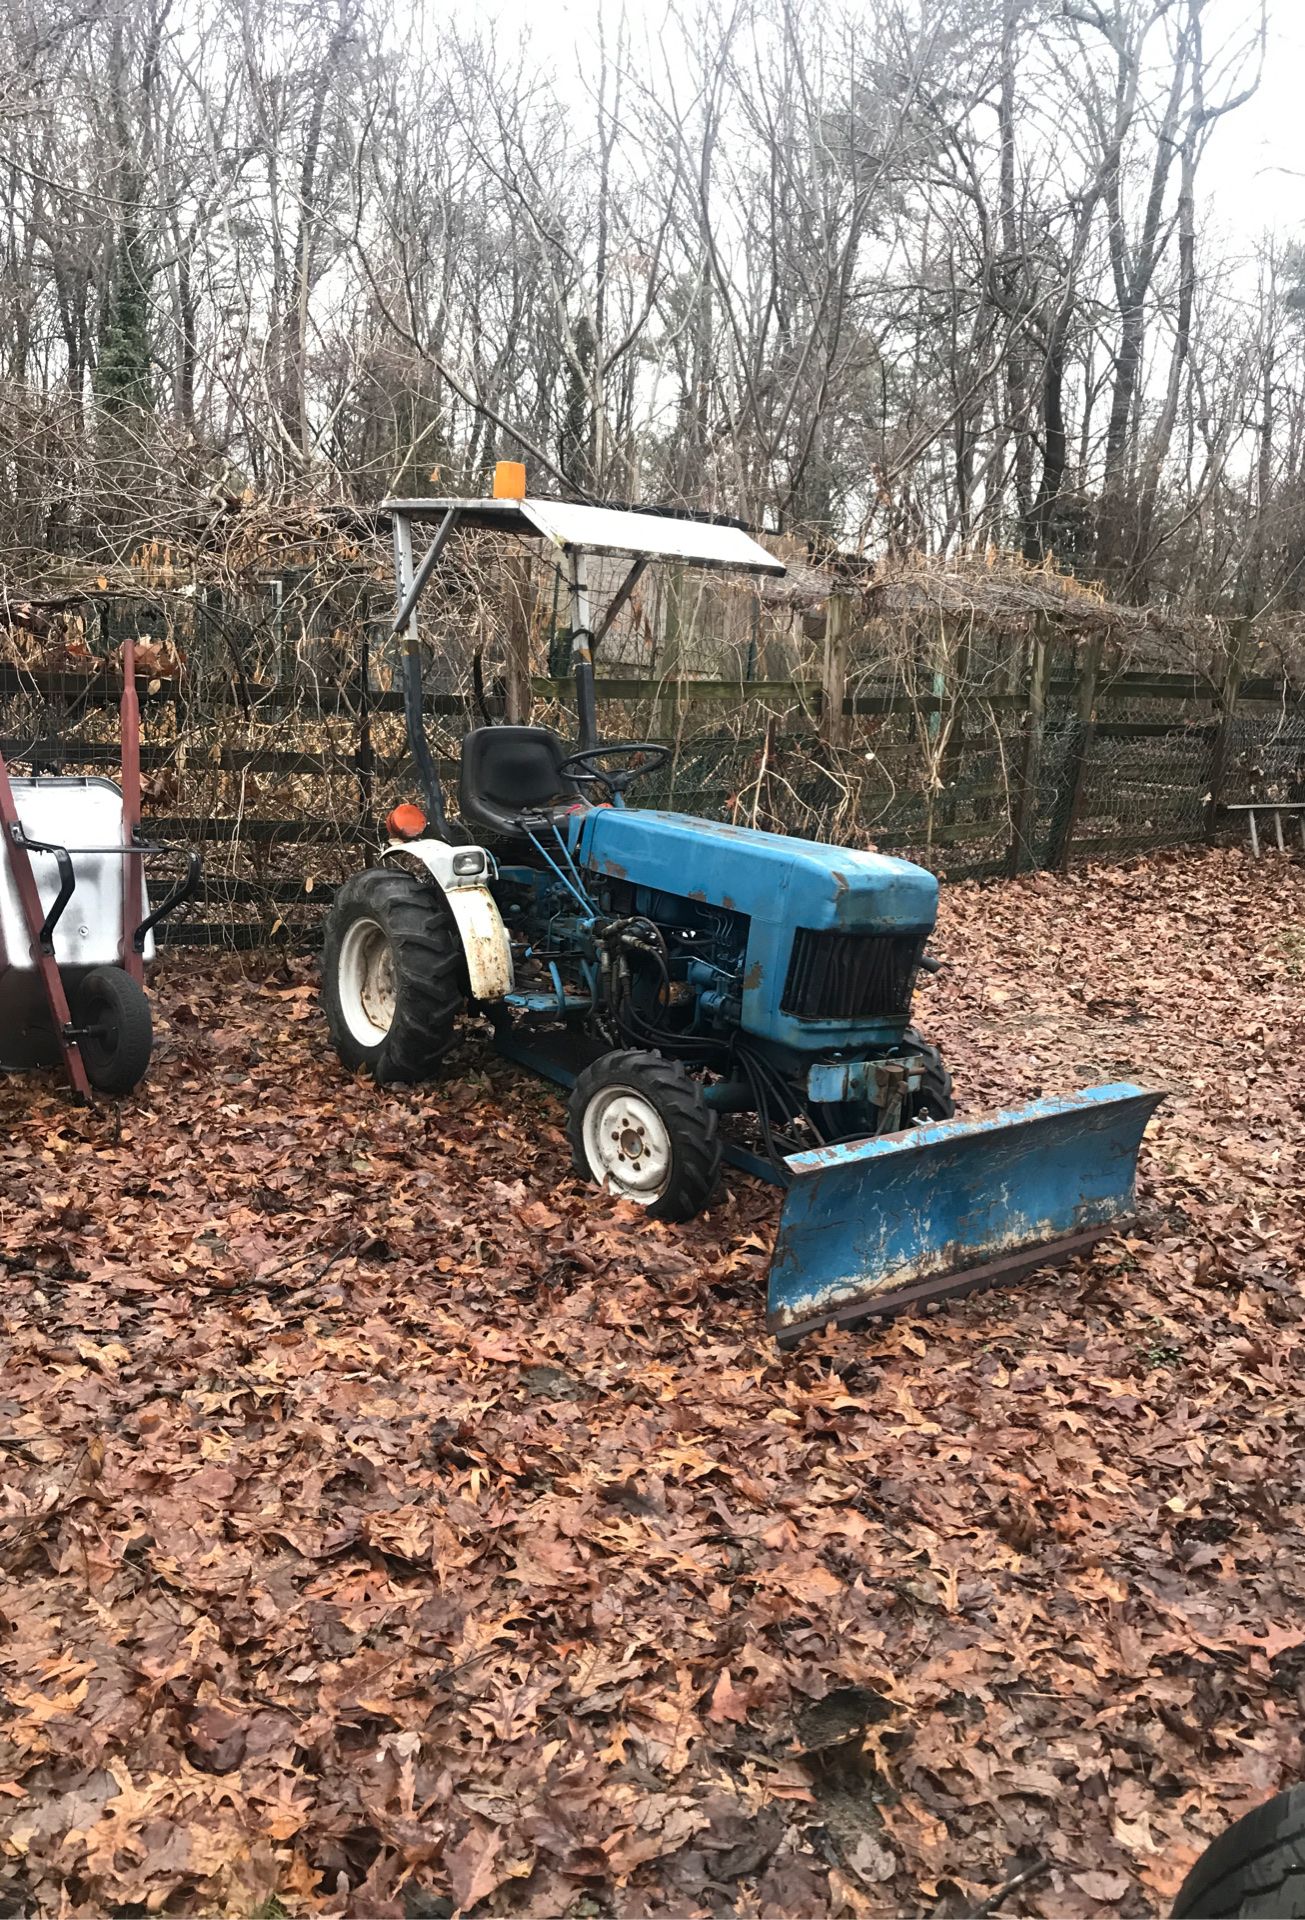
[
  {"xmin": 568, "ymin": 1050, "xmax": 721, "ymax": 1224},
  {"xmin": 322, "ymin": 868, "xmax": 463, "ymax": 1084},
  {"xmin": 75, "ymin": 967, "xmax": 153, "ymax": 1096},
  {"xmin": 812, "ymin": 1030, "xmax": 954, "ymax": 1143}
]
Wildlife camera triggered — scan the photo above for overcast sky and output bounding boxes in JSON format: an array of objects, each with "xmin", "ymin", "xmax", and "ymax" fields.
[
  {"xmin": 454, "ymin": 0, "xmax": 1301, "ymax": 274},
  {"xmin": 1202, "ymin": 0, "xmax": 1304, "ymax": 254}
]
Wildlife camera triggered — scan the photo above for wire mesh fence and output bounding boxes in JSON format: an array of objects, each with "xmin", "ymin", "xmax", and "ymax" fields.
[{"xmin": 1071, "ymin": 727, "xmax": 1215, "ymax": 859}]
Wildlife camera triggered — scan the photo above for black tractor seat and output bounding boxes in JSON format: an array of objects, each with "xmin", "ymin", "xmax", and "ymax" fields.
[{"xmin": 458, "ymin": 726, "xmax": 585, "ymax": 841}]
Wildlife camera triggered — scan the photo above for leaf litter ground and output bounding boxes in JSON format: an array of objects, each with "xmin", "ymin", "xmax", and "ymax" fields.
[{"xmin": 0, "ymin": 848, "xmax": 1302, "ymax": 1918}]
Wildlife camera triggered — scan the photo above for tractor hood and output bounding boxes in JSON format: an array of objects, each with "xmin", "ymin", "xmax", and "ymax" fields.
[
  {"xmin": 572, "ymin": 808, "xmax": 938, "ymax": 934},
  {"xmin": 571, "ymin": 807, "xmax": 939, "ymax": 1049}
]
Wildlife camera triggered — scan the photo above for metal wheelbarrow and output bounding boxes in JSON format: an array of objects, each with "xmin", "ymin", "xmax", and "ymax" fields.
[{"xmin": 0, "ymin": 638, "xmax": 199, "ymax": 1098}]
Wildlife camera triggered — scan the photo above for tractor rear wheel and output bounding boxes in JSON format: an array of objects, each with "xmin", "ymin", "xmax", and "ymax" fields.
[
  {"xmin": 322, "ymin": 868, "xmax": 463, "ymax": 1083},
  {"xmin": 568, "ymin": 1050, "xmax": 721, "ymax": 1223},
  {"xmin": 74, "ymin": 967, "xmax": 153, "ymax": 1095},
  {"xmin": 812, "ymin": 1029, "xmax": 954, "ymax": 1143}
]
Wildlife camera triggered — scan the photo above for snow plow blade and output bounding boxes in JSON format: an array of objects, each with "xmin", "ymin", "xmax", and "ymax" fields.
[{"xmin": 767, "ymin": 1083, "xmax": 1163, "ymax": 1347}]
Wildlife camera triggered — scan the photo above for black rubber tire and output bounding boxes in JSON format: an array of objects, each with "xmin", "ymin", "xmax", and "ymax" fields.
[
  {"xmin": 904, "ymin": 1030, "xmax": 955, "ymax": 1121},
  {"xmin": 567, "ymin": 1049, "xmax": 722, "ymax": 1224},
  {"xmin": 1173, "ymin": 1787, "xmax": 1305, "ymax": 1917},
  {"xmin": 813, "ymin": 1029, "xmax": 955, "ymax": 1142},
  {"xmin": 321, "ymin": 868, "xmax": 464, "ymax": 1084},
  {"xmin": 74, "ymin": 967, "xmax": 154, "ymax": 1095}
]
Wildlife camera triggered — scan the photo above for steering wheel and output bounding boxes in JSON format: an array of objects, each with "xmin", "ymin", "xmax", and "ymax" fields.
[{"xmin": 557, "ymin": 741, "xmax": 672, "ymax": 796}]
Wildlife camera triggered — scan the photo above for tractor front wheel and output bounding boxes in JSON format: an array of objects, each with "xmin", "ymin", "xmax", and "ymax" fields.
[
  {"xmin": 812, "ymin": 1029, "xmax": 955, "ymax": 1143},
  {"xmin": 568, "ymin": 1050, "xmax": 721, "ymax": 1223},
  {"xmin": 1173, "ymin": 1784, "xmax": 1305, "ymax": 1916},
  {"xmin": 322, "ymin": 868, "xmax": 464, "ymax": 1083},
  {"xmin": 900, "ymin": 1029, "xmax": 955, "ymax": 1123},
  {"xmin": 75, "ymin": 967, "xmax": 154, "ymax": 1095}
]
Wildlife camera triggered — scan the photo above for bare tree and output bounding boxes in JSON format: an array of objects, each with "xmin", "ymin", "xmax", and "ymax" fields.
[{"xmin": 0, "ymin": 0, "xmax": 1282, "ymax": 630}]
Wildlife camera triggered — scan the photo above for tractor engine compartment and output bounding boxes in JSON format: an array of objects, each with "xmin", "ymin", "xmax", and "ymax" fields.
[
  {"xmin": 594, "ymin": 875, "xmax": 748, "ymax": 1033},
  {"xmin": 493, "ymin": 862, "xmax": 748, "ymax": 1043}
]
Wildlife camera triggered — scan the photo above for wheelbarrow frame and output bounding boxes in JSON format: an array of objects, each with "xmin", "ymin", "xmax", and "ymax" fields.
[{"xmin": 0, "ymin": 636, "xmax": 199, "ymax": 1098}]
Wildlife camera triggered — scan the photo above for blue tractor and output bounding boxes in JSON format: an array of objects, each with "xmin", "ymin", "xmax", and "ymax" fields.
[{"xmin": 321, "ymin": 476, "xmax": 1161, "ymax": 1343}]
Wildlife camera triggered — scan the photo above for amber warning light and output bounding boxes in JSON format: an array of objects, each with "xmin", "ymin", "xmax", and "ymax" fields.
[{"xmin": 386, "ymin": 803, "xmax": 427, "ymax": 841}]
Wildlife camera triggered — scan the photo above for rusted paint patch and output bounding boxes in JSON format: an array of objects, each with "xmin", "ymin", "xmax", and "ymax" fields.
[{"xmin": 743, "ymin": 960, "xmax": 764, "ymax": 992}]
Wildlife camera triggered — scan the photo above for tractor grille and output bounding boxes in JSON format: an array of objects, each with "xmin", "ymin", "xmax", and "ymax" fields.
[{"xmin": 781, "ymin": 926, "xmax": 929, "ymax": 1022}]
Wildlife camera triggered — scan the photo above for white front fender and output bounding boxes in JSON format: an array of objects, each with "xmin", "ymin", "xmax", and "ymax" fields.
[{"xmin": 382, "ymin": 839, "xmax": 514, "ymax": 1002}]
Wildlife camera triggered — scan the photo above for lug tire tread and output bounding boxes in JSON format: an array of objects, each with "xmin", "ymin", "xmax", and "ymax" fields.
[
  {"xmin": 322, "ymin": 868, "xmax": 463, "ymax": 1083},
  {"xmin": 1173, "ymin": 1787, "xmax": 1305, "ymax": 1917},
  {"xmin": 567, "ymin": 1048, "xmax": 721, "ymax": 1224},
  {"xmin": 902, "ymin": 1026, "xmax": 954, "ymax": 1119},
  {"xmin": 814, "ymin": 1028, "xmax": 955, "ymax": 1141}
]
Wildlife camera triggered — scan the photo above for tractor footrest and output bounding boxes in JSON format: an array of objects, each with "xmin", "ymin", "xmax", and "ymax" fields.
[{"xmin": 491, "ymin": 1020, "xmax": 608, "ymax": 1090}]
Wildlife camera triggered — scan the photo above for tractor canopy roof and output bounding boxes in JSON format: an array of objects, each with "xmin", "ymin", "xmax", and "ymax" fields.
[{"xmin": 381, "ymin": 495, "xmax": 786, "ymax": 578}]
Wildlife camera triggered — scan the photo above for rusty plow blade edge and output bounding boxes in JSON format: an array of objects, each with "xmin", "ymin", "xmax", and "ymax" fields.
[{"xmin": 766, "ymin": 1083, "xmax": 1164, "ymax": 1347}]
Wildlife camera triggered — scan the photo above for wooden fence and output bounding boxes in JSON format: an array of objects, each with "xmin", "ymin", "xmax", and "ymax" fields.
[{"xmin": 1, "ymin": 654, "xmax": 1300, "ymax": 949}]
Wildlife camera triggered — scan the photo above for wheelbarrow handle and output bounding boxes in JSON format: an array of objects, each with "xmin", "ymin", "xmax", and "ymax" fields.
[
  {"xmin": 132, "ymin": 847, "xmax": 202, "ymax": 953},
  {"xmin": 9, "ymin": 829, "xmax": 78, "ymax": 955},
  {"xmin": 8, "ymin": 829, "xmax": 201, "ymax": 957}
]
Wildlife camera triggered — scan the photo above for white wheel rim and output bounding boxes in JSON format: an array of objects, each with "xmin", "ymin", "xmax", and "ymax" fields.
[
  {"xmin": 582, "ymin": 1085, "xmax": 673, "ymax": 1204},
  {"xmin": 337, "ymin": 916, "xmax": 397, "ymax": 1048}
]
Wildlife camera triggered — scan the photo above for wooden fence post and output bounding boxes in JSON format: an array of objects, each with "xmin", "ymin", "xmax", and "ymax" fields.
[
  {"xmin": 503, "ymin": 550, "xmax": 533, "ymax": 725},
  {"xmin": 939, "ymin": 615, "xmax": 970, "ymax": 828},
  {"xmin": 1205, "ymin": 617, "xmax": 1247, "ymax": 844},
  {"xmin": 1047, "ymin": 633, "xmax": 1101, "ymax": 870},
  {"xmin": 356, "ymin": 616, "xmax": 376, "ymax": 826},
  {"xmin": 1007, "ymin": 613, "xmax": 1053, "ymax": 875},
  {"xmin": 821, "ymin": 592, "xmax": 852, "ymax": 748},
  {"xmin": 658, "ymin": 563, "xmax": 684, "ymax": 742}
]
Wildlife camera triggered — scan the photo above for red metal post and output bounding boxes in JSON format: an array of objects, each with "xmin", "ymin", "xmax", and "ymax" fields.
[
  {"xmin": 0, "ymin": 747, "xmax": 92, "ymax": 1100},
  {"xmin": 119, "ymin": 634, "xmax": 145, "ymax": 984}
]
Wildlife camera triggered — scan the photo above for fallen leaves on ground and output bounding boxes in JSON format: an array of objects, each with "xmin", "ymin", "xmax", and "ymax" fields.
[{"xmin": 1, "ymin": 848, "xmax": 1302, "ymax": 1917}]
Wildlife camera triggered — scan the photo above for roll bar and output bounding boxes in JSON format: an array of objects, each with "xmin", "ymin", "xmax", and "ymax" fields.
[{"xmin": 383, "ymin": 491, "xmax": 785, "ymax": 839}]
